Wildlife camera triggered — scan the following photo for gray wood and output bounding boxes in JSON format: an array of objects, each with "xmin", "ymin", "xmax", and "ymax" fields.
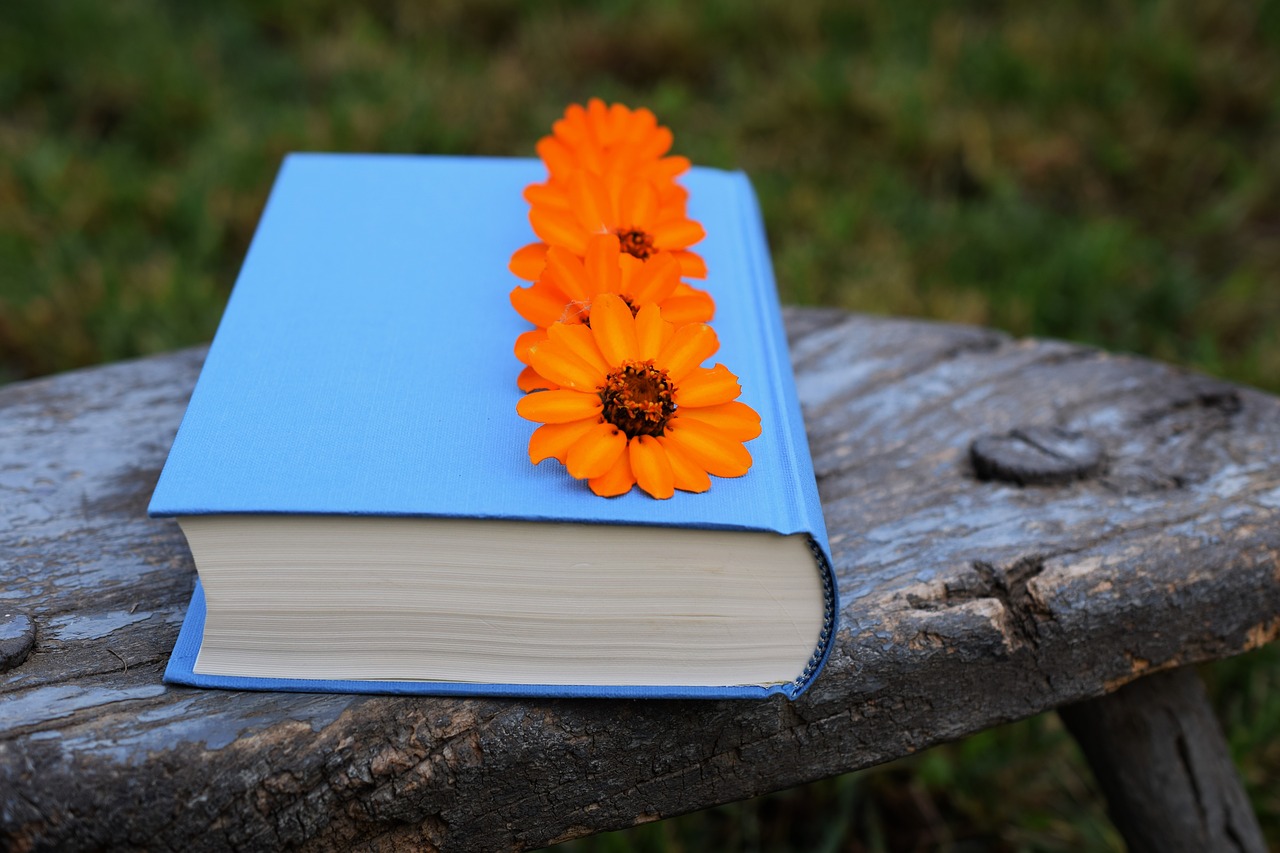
[
  {"xmin": 1060, "ymin": 667, "xmax": 1266, "ymax": 853},
  {"xmin": 2, "ymin": 308, "xmax": 1278, "ymax": 851}
]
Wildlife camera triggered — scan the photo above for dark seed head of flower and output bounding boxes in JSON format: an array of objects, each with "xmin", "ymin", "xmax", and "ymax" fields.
[
  {"xmin": 599, "ymin": 360, "xmax": 676, "ymax": 438},
  {"xmin": 615, "ymin": 228, "xmax": 656, "ymax": 260}
]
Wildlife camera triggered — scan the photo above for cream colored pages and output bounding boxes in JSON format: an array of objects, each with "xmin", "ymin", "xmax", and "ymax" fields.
[{"xmin": 181, "ymin": 516, "xmax": 826, "ymax": 687}]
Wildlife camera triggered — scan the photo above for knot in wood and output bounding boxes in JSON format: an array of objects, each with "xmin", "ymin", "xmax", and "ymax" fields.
[
  {"xmin": 971, "ymin": 426, "xmax": 1105, "ymax": 486},
  {"xmin": 0, "ymin": 612, "xmax": 35, "ymax": 672}
]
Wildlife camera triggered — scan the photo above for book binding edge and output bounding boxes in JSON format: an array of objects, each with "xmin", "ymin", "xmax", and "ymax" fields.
[{"xmin": 784, "ymin": 535, "xmax": 838, "ymax": 699}]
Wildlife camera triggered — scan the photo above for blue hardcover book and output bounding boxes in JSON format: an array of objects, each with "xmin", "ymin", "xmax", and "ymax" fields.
[{"xmin": 151, "ymin": 153, "xmax": 837, "ymax": 700}]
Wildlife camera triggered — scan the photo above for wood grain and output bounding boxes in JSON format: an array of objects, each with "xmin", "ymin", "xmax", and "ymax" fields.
[{"xmin": 2, "ymin": 309, "xmax": 1278, "ymax": 851}]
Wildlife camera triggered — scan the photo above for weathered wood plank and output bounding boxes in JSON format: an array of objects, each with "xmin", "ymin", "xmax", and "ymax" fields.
[{"xmin": 2, "ymin": 309, "xmax": 1278, "ymax": 851}]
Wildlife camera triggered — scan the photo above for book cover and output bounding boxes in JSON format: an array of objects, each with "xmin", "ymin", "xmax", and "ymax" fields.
[{"xmin": 151, "ymin": 153, "xmax": 837, "ymax": 699}]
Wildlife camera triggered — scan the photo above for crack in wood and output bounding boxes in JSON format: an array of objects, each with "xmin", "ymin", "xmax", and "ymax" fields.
[
  {"xmin": 971, "ymin": 557, "xmax": 1051, "ymax": 650},
  {"xmin": 898, "ymin": 554, "xmax": 1063, "ymax": 664},
  {"xmin": 1175, "ymin": 729, "xmax": 1208, "ymax": 827}
]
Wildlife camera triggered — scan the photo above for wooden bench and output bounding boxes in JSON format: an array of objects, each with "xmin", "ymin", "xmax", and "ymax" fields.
[{"xmin": 2, "ymin": 308, "xmax": 1277, "ymax": 852}]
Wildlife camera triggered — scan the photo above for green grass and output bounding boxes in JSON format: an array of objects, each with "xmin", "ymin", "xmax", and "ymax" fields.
[{"xmin": 3, "ymin": 0, "xmax": 1278, "ymax": 848}]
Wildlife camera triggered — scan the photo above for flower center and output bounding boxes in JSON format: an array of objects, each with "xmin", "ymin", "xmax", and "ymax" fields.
[
  {"xmin": 614, "ymin": 227, "xmax": 656, "ymax": 260},
  {"xmin": 599, "ymin": 360, "xmax": 677, "ymax": 438}
]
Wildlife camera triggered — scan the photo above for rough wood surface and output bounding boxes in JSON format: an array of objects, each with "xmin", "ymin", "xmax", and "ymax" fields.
[
  {"xmin": 2, "ymin": 308, "xmax": 1278, "ymax": 852},
  {"xmin": 1060, "ymin": 667, "xmax": 1266, "ymax": 853}
]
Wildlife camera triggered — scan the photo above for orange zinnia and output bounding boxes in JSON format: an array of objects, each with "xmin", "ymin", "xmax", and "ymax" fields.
[
  {"xmin": 511, "ymin": 233, "xmax": 714, "ymax": 392},
  {"xmin": 509, "ymin": 170, "xmax": 708, "ymax": 283},
  {"xmin": 537, "ymin": 98, "xmax": 690, "ymax": 194},
  {"xmin": 516, "ymin": 294, "xmax": 761, "ymax": 499}
]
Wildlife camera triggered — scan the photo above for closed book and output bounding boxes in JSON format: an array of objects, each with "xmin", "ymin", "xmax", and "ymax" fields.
[{"xmin": 151, "ymin": 153, "xmax": 838, "ymax": 700}]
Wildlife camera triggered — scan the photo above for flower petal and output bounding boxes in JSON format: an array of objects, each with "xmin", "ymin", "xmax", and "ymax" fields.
[
  {"xmin": 558, "ymin": 101, "xmax": 588, "ymax": 134},
  {"xmin": 604, "ymin": 101, "xmax": 629, "ymax": 144},
  {"xmin": 634, "ymin": 120, "xmax": 673, "ymax": 161},
  {"xmin": 657, "ymin": 283, "xmax": 715, "ymax": 325},
  {"xmin": 672, "ymin": 250, "xmax": 708, "ymax": 279},
  {"xmin": 589, "ymin": 442, "xmax": 635, "ymax": 497},
  {"xmin": 616, "ymin": 254, "xmax": 645, "ymax": 299},
  {"xmin": 509, "ymin": 242, "xmax": 549, "ymax": 281},
  {"xmin": 589, "ymin": 293, "xmax": 640, "ymax": 364},
  {"xmin": 529, "ymin": 419, "xmax": 596, "ymax": 464},
  {"xmin": 523, "ymin": 180, "xmax": 571, "ymax": 212},
  {"xmin": 656, "ymin": 182, "xmax": 690, "ymax": 213},
  {"xmin": 650, "ymin": 155, "xmax": 690, "ymax": 184},
  {"xmin": 584, "ymin": 233, "xmax": 622, "ymax": 297},
  {"xmin": 530, "ymin": 208, "xmax": 590, "ymax": 255},
  {"xmin": 516, "ymin": 389, "xmax": 602, "ymax": 424},
  {"xmin": 625, "ymin": 252, "xmax": 681, "ymax": 304},
  {"xmin": 565, "ymin": 421, "xmax": 628, "ymax": 479},
  {"xmin": 618, "ymin": 179, "xmax": 658, "ymax": 231},
  {"xmin": 528, "ymin": 336, "xmax": 607, "ymax": 390},
  {"xmin": 517, "ymin": 365, "xmax": 558, "ymax": 393},
  {"xmin": 544, "ymin": 246, "xmax": 593, "ymax": 302},
  {"xmin": 633, "ymin": 303, "xmax": 670, "ymax": 361},
  {"xmin": 663, "ymin": 416, "xmax": 752, "ymax": 478},
  {"xmin": 570, "ymin": 173, "xmax": 614, "ymax": 233},
  {"xmin": 652, "ymin": 217, "xmax": 705, "ymax": 251},
  {"xmin": 656, "ymin": 322, "xmax": 718, "ymax": 381},
  {"xmin": 547, "ymin": 322, "xmax": 610, "ymax": 376},
  {"xmin": 656, "ymin": 436, "xmax": 711, "ymax": 493},
  {"xmin": 510, "ymin": 280, "xmax": 571, "ymax": 329},
  {"xmin": 673, "ymin": 364, "xmax": 741, "ymax": 407},
  {"xmin": 534, "ymin": 138, "xmax": 576, "ymax": 181},
  {"xmin": 513, "ymin": 329, "xmax": 547, "ymax": 365},
  {"xmin": 587, "ymin": 97, "xmax": 611, "ymax": 136},
  {"xmin": 629, "ymin": 435, "xmax": 674, "ymax": 499},
  {"xmin": 556, "ymin": 103, "xmax": 593, "ymax": 150},
  {"xmin": 675, "ymin": 401, "xmax": 762, "ymax": 442}
]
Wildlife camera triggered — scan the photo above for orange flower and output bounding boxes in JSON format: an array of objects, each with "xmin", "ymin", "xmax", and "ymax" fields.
[
  {"xmin": 537, "ymin": 98, "xmax": 690, "ymax": 193},
  {"xmin": 509, "ymin": 170, "xmax": 707, "ymax": 283},
  {"xmin": 511, "ymin": 233, "xmax": 715, "ymax": 392},
  {"xmin": 516, "ymin": 294, "xmax": 761, "ymax": 499}
]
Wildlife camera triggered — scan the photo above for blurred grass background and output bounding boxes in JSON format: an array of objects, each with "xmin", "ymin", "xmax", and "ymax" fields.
[{"xmin": 2, "ymin": 0, "xmax": 1277, "ymax": 849}]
